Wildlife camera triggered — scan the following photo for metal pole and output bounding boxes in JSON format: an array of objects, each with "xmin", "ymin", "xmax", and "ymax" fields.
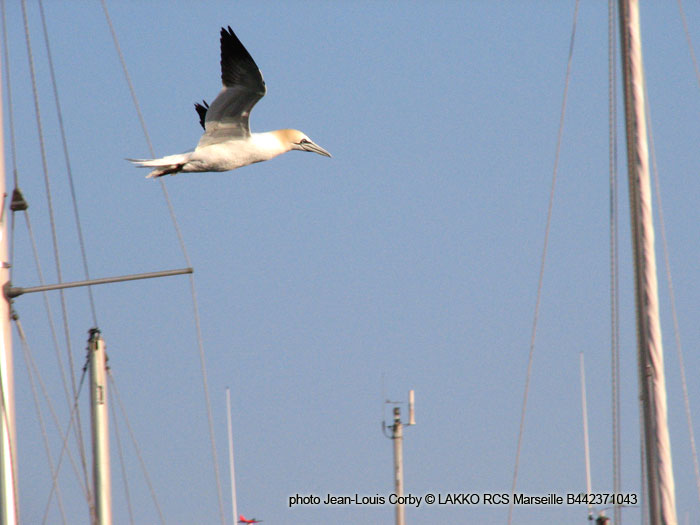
[
  {"xmin": 88, "ymin": 329, "xmax": 111, "ymax": 525},
  {"xmin": 6, "ymin": 267, "xmax": 193, "ymax": 298},
  {"xmin": 0, "ymin": 42, "xmax": 18, "ymax": 525},
  {"xmin": 392, "ymin": 407, "xmax": 405, "ymax": 525},
  {"xmin": 226, "ymin": 388, "xmax": 238, "ymax": 525},
  {"xmin": 618, "ymin": 1, "xmax": 677, "ymax": 523},
  {"xmin": 580, "ymin": 353, "xmax": 593, "ymax": 521}
]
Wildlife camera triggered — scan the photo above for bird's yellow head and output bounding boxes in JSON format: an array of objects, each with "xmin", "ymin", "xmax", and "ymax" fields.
[{"xmin": 275, "ymin": 129, "xmax": 332, "ymax": 157}]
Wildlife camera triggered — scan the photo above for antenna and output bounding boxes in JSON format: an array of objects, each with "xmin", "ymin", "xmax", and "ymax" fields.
[
  {"xmin": 381, "ymin": 373, "xmax": 386, "ymax": 433},
  {"xmin": 382, "ymin": 390, "xmax": 416, "ymax": 525}
]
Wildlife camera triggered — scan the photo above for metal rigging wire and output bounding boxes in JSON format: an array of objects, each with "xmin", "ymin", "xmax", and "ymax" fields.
[
  {"xmin": 108, "ymin": 373, "xmax": 136, "ymax": 525},
  {"xmin": 14, "ymin": 315, "xmax": 68, "ymax": 524},
  {"xmin": 508, "ymin": 2, "xmax": 580, "ymax": 524},
  {"xmin": 19, "ymin": 0, "xmax": 92, "ymax": 503},
  {"xmin": 674, "ymin": 0, "xmax": 700, "ymax": 508},
  {"xmin": 1, "ymin": 7, "xmax": 93, "ymax": 519},
  {"xmin": 39, "ymin": 357, "xmax": 91, "ymax": 525},
  {"xmin": 108, "ymin": 370, "xmax": 165, "ymax": 524},
  {"xmin": 36, "ymin": 0, "xmax": 98, "ymax": 326},
  {"xmin": 608, "ymin": 1, "xmax": 622, "ymax": 524},
  {"xmin": 644, "ymin": 69, "xmax": 700, "ymax": 511},
  {"xmin": 100, "ymin": 1, "xmax": 226, "ymax": 522}
]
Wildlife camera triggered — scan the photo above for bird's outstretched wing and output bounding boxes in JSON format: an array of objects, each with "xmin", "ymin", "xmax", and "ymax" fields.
[{"xmin": 196, "ymin": 26, "xmax": 267, "ymax": 148}]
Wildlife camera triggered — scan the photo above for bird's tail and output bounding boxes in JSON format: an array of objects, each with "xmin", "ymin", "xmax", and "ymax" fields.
[{"xmin": 128, "ymin": 152, "xmax": 192, "ymax": 178}]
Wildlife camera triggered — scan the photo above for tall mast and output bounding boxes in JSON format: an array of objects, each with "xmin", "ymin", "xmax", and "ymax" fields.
[
  {"xmin": 88, "ymin": 329, "xmax": 111, "ymax": 525},
  {"xmin": 384, "ymin": 390, "xmax": 415, "ymax": 525},
  {"xmin": 391, "ymin": 407, "xmax": 405, "ymax": 525},
  {"xmin": 226, "ymin": 388, "xmax": 238, "ymax": 525},
  {"xmin": 579, "ymin": 353, "xmax": 593, "ymax": 521},
  {"xmin": 0, "ymin": 44, "xmax": 18, "ymax": 525},
  {"xmin": 618, "ymin": 1, "xmax": 677, "ymax": 523}
]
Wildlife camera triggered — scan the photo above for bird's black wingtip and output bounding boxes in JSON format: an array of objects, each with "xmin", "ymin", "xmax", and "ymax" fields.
[
  {"xmin": 218, "ymin": 24, "xmax": 264, "ymax": 91},
  {"xmin": 221, "ymin": 26, "xmax": 236, "ymax": 39},
  {"xmin": 194, "ymin": 100, "xmax": 209, "ymax": 130}
]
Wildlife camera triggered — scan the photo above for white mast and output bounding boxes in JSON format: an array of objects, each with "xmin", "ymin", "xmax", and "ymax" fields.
[
  {"xmin": 0, "ymin": 44, "xmax": 18, "ymax": 525},
  {"xmin": 226, "ymin": 388, "xmax": 238, "ymax": 525},
  {"xmin": 384, "ymin": 390, "xmax": 415, "ymax": 525},
  {"xmin": 618, "ymin": 1, "xmax": 677, "ymax": 523},
  {"xmin": 391, "ymin": 407, "xmax": 404, "ymax": 525},
  {"xmin": 88, "ymin": 329, "xmax": 112, "ymax": 525},
  {"xmin": 579, "ymin": 353, "xmax": 593, "ymax": 521}
]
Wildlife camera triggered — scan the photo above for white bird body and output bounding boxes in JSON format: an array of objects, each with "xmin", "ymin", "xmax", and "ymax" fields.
[{"xmin": 130, "ymin": 27, "xmax": 330, "ymax": 178}]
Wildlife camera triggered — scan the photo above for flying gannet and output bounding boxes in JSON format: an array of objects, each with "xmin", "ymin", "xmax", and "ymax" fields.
[{"xmin": 130, "ymin": 26, "xmax": 331, "ymax": 178}]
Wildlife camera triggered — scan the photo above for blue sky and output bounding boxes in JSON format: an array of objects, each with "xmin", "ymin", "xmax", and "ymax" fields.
[{"xmin": 3, "ymin": 1, "xmax": 700, "ymax": 523}]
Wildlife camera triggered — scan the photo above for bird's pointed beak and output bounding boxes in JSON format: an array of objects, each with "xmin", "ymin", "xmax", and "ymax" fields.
[{"xmin": 300, "ymin": 140, "xmax": 332, "ymax": 158}]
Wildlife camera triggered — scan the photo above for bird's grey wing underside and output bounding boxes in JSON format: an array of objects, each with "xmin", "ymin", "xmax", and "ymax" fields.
[{"xmin": 197, "ymin": 26, "xmax": 267, "ymax": 149}]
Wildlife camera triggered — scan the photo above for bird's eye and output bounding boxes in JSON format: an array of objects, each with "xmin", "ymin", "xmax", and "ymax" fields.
[{"xmin": 299, "ymin": 138, "xmax": 310, "ymax": 144}]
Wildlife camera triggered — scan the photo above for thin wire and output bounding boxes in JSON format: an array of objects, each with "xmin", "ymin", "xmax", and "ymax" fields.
[
  {"xmin": 12, "ymin": 312, "xmax": 89, "ymax": 510},
  {"xmin": 0, "ymin": 0, "xmax": 19, "ymax": 273},
  {"xmin": 108, "ymin": 374, "xmax": 135, "ymax": 525},
  {"xmin": 0, "ymin": 9, "xmax": 21, "ymax": 518},
  {"xmin": 20, "ymin": 0, "xmax": 92, "ymax": 501},
  {"xmin": 23, "ymin": 210, "xmax": 74, "ymax": 429},
  {"xmin": 36, "ymin": 0, "xmax": 98, "ymax": 326},
  {"xmin": 608, "ymin": 1, "xmax": 622, "ymax": 524},
  {"xmin": 97, "ymin": 0, "xmax": 193, "ymax": 266},
  {"xmin": 0, "ymin": 0, "xmax": 16, "ymax": 188},
  {"xmin": 674, "ymin": 1, "xmax": 700, "ymax": 507},
  {"xmin": 507, "ymin": 2, "xmax": 580, "ymax": 523},
  {"xmin": 0, "ymin": 356, "xmax": 18, "ymax": 523},
  {"xmin": 108, "ymin": 370, "xmax": 165, "ymax": 524},
  {"xmin": 14, "ymin": 315, "xmax": 68, "ymax": 524},
  {"xmin": 645, "ymin": 82, "xmax": 700, "ymax": 509},
  {"xmin": 100, "ymin": 2, "xmax": 225, "ymax": 522},
  {"xmin": 677, "ymin": 0, "xmax": 700, "ymax": 93},
  {"xmin": 40, "ymin": 357, "xmax": 92, "ymax": 524}
]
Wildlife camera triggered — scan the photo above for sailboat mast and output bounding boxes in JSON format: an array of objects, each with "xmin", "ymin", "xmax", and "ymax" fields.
[
  {"xmin": 391, "ymin": 407, "xmax": 405, "ymax": 525},
  {"xmin": 618, "ymin": 1, "xmax": 677, "ymax": 523},
  {"xmin": 226, "ymin": 388, "xmax": 238, "ymax": 525},
  {"xmin": 0, "ymin": 45, "xmax": 18, "ymax": 525},
  {"xmin": 88, "ymin": 329, "xmax": 112, "ymax": 525}
]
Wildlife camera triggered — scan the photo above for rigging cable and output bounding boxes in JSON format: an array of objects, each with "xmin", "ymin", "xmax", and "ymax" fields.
[
  {"xmin": 3, "ymin": 0, "xmax": 71, "ymax": 440},
  {"xmin": 100, "ymin": 2, "xmax": 226, "ymax": 522},
  {"xmin": 12, "ymin": 312, "xmax": 89, "ymax": 515},
  {"xmin": 677, "ymin": 0, "xmax": 700, "ymax": 94},
  {"xmin": 608, "ymin": 1, "xmax": 622, "ymax": 523},
  {"xmin": 0, "ymin": 6, "xmax": 21, "ymax": 520},
  {"xmin": 108, "ymin": 372, "xmax": 135, "ymax": 525},
  {"xmin": 36, "ymin": 0, "xmax": 98, "ymax": 326},
  {"xmin": 0, "ymin": 0, "xmax": 16, "ymax": 189},
  {"xmin": 16, "ymin": 199, "xmax": 92, "ymax": 506},
  {"xmin": 14, "ymin": 315, "xmax": 68, "ymax": 524},
  {"xmin": 644, "ymin": 74, "xmax": 700, "ymax": 508},
  {"xmin": 674, "ymin": 2, "xmax": 700, "ymax": 507},
  {"xmin": 0, "ymin": 0, "xmax": 19, "ymax": 272},
  {"xmin": 39, "ymin": 356, "xmax": 91, "ymax": 525},
  {"xmin": 19, "ymin": 0, "xmax": 92, "ymax": 503},
  {"xmin": 108, "ymin": 370, "xmax": 165, "ymax": 524},
  {"xmin": 0, "ymin": 350, "xmax": 18, "ymax": 522},
  {"xmin": 507, "ymin": 2, "xmax": 580, "ymax": 524},
  {"xmin": 2, "ymin": 2, "xmax": 88, "ymax": 515}
]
